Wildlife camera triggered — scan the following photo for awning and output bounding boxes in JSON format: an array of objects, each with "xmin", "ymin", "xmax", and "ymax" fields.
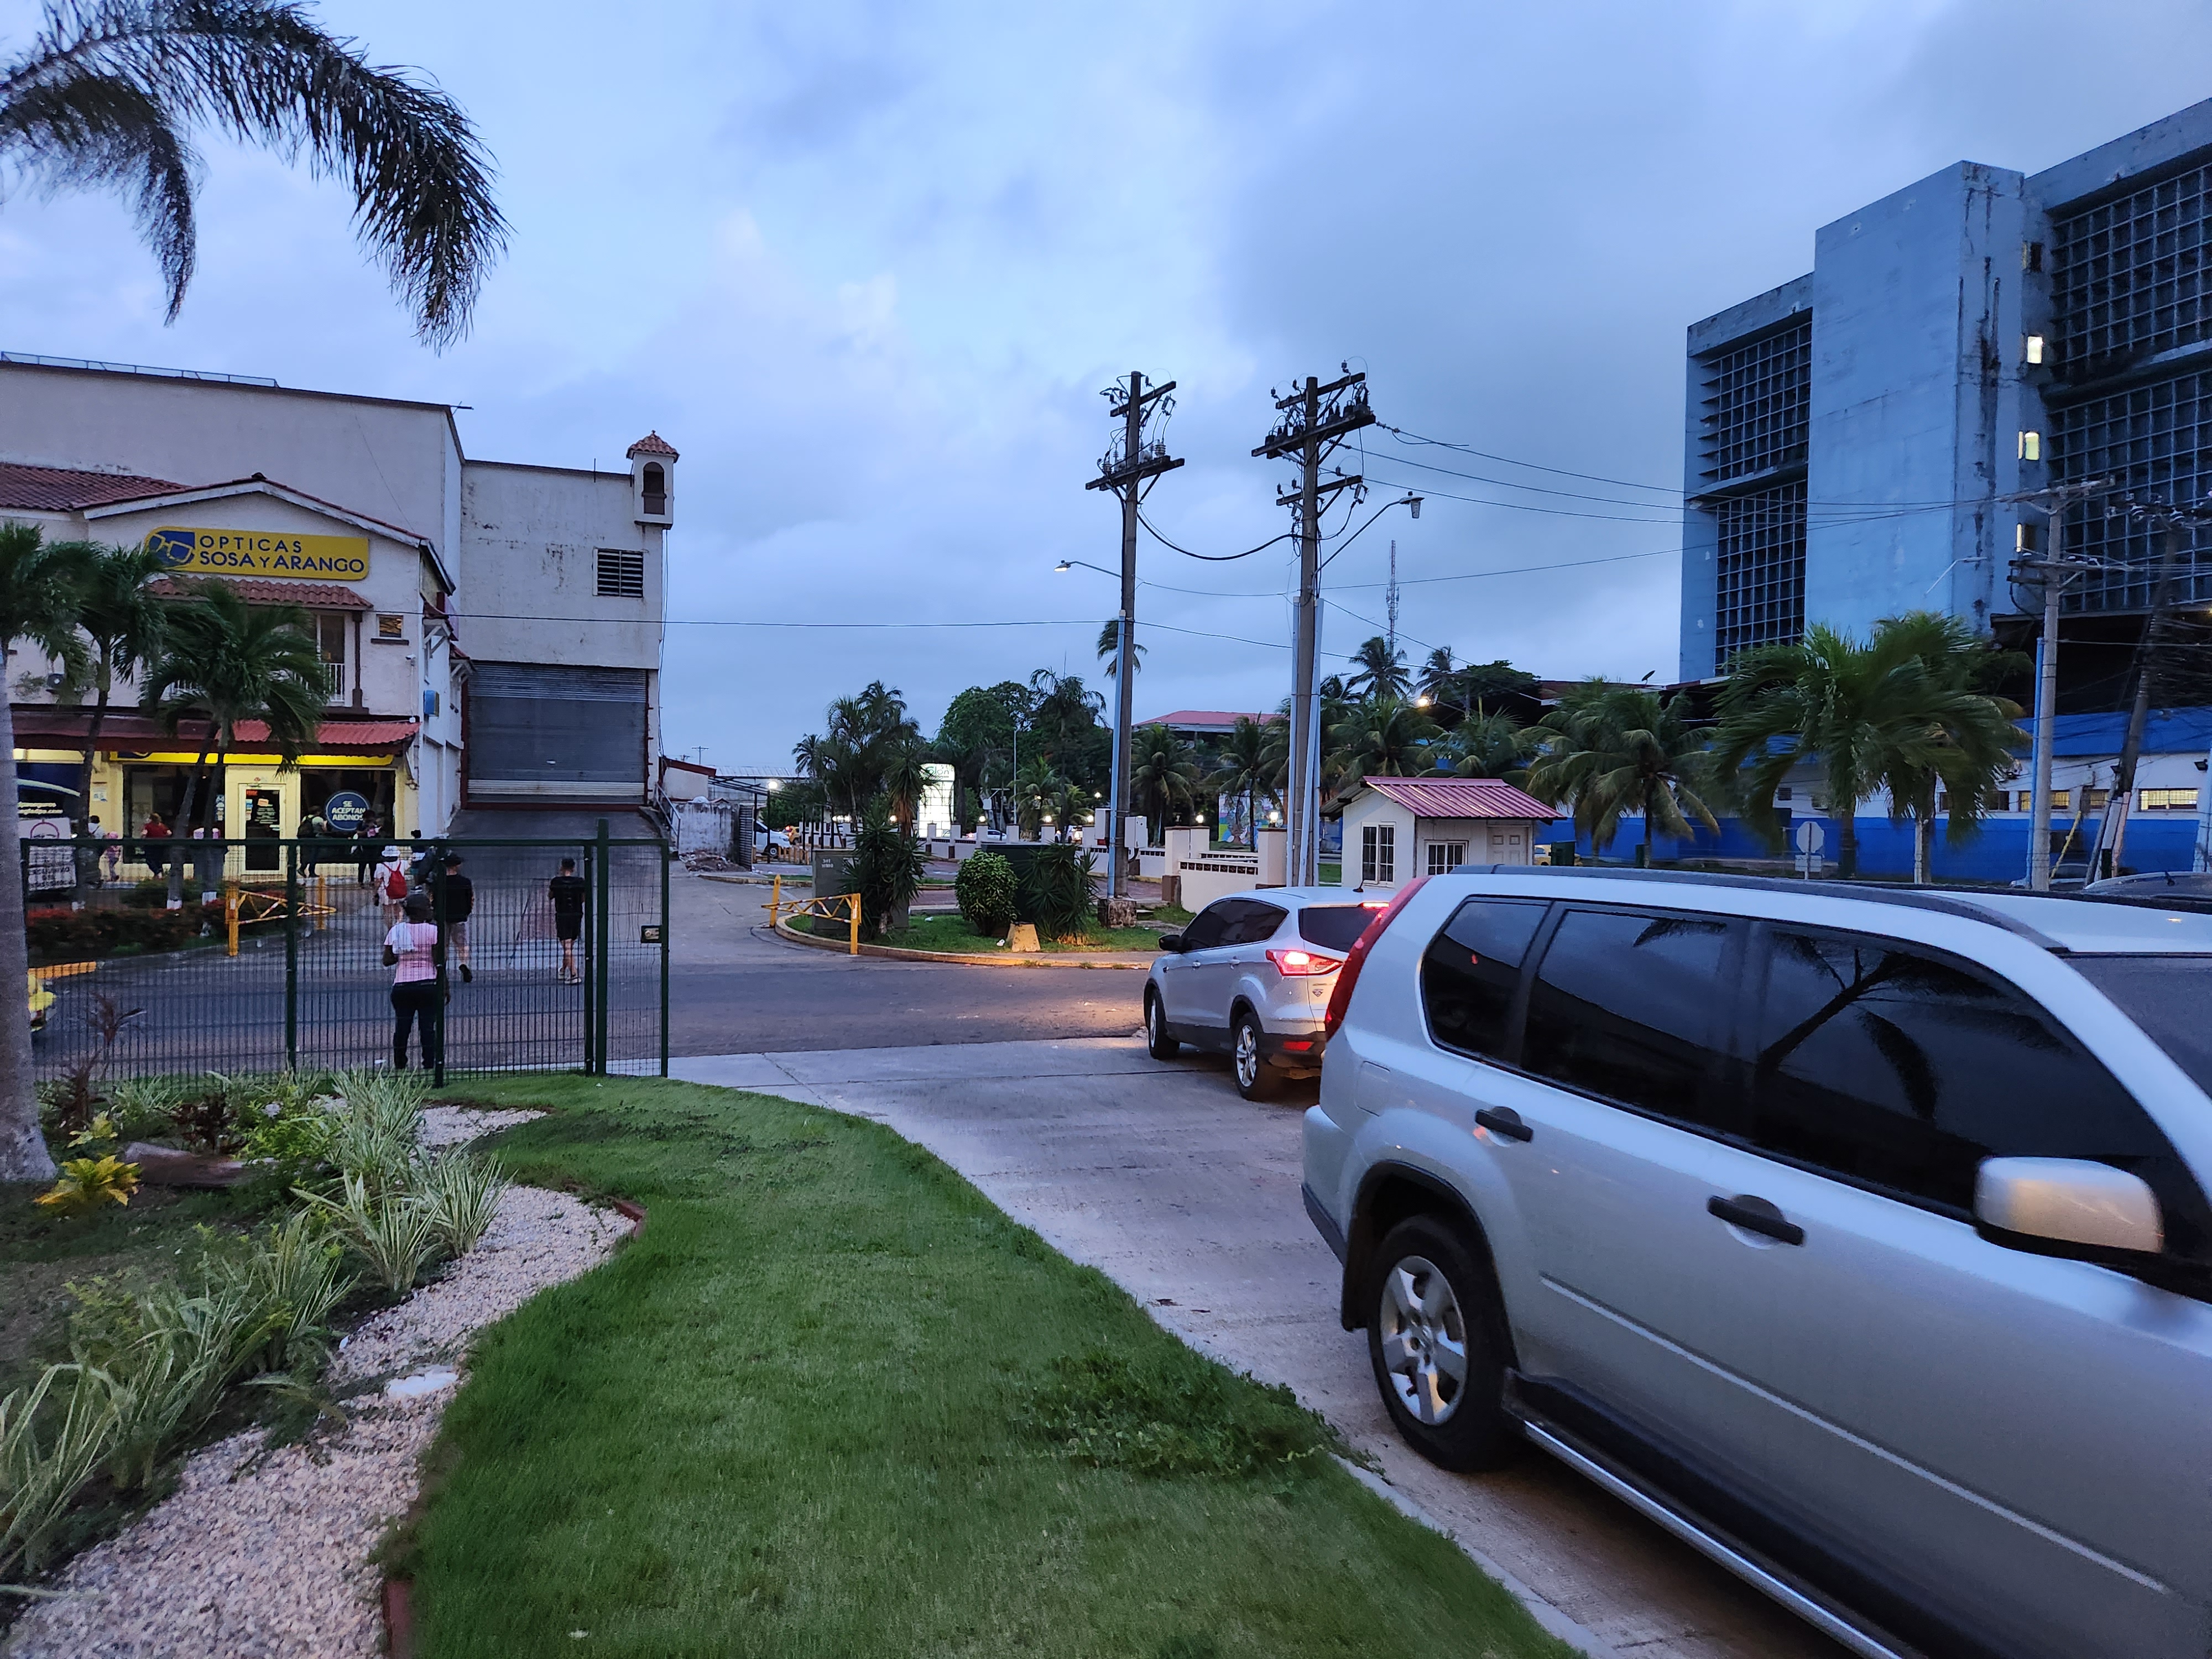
[{"xmin": 11, "ymin": 707, "xmax": 418, "ymax": 757}]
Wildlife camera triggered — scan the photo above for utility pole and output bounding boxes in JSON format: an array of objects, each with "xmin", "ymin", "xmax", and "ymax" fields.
[
  {"xmin": 1255, "ymin": 371, "xmax": 1375, "ymax": 886},
  {"xmin": 1085, "ymin": 372, "xmax": 1182, "ymax": 909},
  {"xmin": 2095, "ymin": 502, "xmax": 2211, "ymax": 877},
  {"xmin": 2011, "ymin": 478, "xmax": 2112, "ymax": 890}
]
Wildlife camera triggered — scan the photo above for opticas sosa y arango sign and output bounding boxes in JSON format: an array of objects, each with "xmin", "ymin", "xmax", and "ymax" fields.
[{"xmin": 148, "ymin": 526, "xmax": 369, "ymax": 581}]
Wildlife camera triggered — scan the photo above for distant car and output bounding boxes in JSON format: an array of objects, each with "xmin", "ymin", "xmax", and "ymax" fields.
[
  {"xmin": 2085, "ymin": 868, "xmax": 2212, "ymax": 899},
  {"xmin": 2011, "ymin": 858, "xmax": 2090, "ymax": 891},
  {"xmin": 1144, "ymin": 888, "xmax": 1387, "ymax": 1099}
]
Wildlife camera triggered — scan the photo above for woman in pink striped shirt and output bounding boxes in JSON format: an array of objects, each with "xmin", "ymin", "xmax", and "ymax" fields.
[{"xmin": 384, "ymin": 889, "xmax": 443, "ymax": 1071}]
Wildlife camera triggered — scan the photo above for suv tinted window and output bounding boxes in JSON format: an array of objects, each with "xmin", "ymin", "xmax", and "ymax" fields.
[
  {"xmin": 1224, "ymin": 902, "xmax": 1288, "ymax": 946},
  {"xmin": 1753, "ymin": 930, "xmax": 2198, "ymax": 1229},
  {"xmin": 2070, "ymin": 956, "xmax": 2212, "ymax": 1096},
  {"xmin": 1300, "ymin": 904, "xmax": 1381, "ymax": 952},
  {"xmin": 1421, "ymin": 898, "xmax": 1547, "ymax": 1061},
  {"xmin": 1522, "ymin": 908, "xmax": 1736, "ymax": 1128},
  {"xmin": 1178, "ymin": 902, "xmax": 1233, "ymax": 951}
]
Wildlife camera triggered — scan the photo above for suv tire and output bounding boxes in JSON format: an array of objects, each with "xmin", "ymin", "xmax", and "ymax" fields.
[
  {"xmin": 1365, "ymin": 1214, "xmax": 1517, "ymax": 1471},
  {"xmin": 1232, "ymin": 1008, "xmax": 1285, "ymax": 1101},
  {"xmin": 1145, "ymin": 990, "xmax": 1180, "ymax": 1060}
]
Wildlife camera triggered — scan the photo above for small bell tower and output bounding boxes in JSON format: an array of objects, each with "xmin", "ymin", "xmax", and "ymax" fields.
[{"xmin": 627, "ymin": 431, "xmax": 677, "ymax": 526}]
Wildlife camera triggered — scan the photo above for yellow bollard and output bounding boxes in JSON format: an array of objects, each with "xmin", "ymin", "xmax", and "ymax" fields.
[
  {"xmin": 225, "ymin": 884, "xmax": 240, "ymax": 957},
  {"xmin": 316, "ymin": 873, "xmax": 327, "ymax": 931},
  {"xmin": 847, "ymin": 892, "xmax": 860, "ymax": 955},
  {"xmin": 769, "ymin": 873, "xmax": 782, "ymax": 927}
]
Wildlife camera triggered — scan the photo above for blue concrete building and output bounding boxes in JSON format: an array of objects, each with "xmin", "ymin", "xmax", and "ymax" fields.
[{"xmin": 1681, "ymin": 98, "xmax": 2212, "ymax": 682}]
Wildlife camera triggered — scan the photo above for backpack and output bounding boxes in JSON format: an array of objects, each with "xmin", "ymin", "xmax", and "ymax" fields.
[{"xmin": 385, "ymin": 866, "xmax": 408, "ymax": 901}]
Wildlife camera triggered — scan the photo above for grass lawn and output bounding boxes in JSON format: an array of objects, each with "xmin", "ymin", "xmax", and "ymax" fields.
[
  {"xmin": 402, "ymin": 1077, "xmax": 1572, "ymax": 1659},
  {"xmin": 1318, "ymin": 862, "xmax": 1340, "ymax": 885},
  {"xmin": 792, "ymin": 912, "xmax": 1168, "ymax": 954}
]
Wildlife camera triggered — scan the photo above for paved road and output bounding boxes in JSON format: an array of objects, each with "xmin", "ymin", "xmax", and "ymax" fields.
[
  {"xmin": 671, "ymin": 1036, "xmax": 1848, "ymax": 1659},
  {"xmin": 666, "ymin": 873, "xmax": 1146, "ymax": 1055}
]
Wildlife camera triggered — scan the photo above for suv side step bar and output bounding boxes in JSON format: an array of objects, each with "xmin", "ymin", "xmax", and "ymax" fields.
[{"xmin": 1508, "ymin": 1403, "xmax": 1934, "ymax": 1659}]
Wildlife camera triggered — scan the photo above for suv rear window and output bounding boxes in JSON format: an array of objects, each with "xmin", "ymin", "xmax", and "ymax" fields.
[
  {"xmin": 2071, "ymin": 956, "xmax": 2212, "ymax": 1096},
  {"xmin": 1421, "ymin": 898, "xmax": 1548, "ymax": 1061},
  {"xmin": 1298, "ymin": 905, "xmax": 1380, "ymax": 952}
]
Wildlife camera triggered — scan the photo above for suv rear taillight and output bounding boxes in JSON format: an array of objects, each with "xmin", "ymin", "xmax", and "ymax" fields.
[
  {"xmin": 1322, "ymin": 878, "xmax": 1428, "ymax": 1040},
  {"xmin": 1266, "ymin": 947, "xmax": 1339, "ymax": 977}
]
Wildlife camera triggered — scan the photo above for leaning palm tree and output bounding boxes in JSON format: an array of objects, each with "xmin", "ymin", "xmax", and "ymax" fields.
[
  {"xmin": 1525, "ymin": 683, "xmax": 1719, "ymax": 863},
  {"xmin": 62, "ymin": 541, "xmax": 168, "ymax": 903},
  {"xmin": 1094, "ymin": 618, "xmax": 1145, "ymax": 679},
  {"xmin": 0, "ymin": 524, "xmax": 92, "ymax": 1182},
  {"xmin": 139, "ymin": 579, "xmax": 326, "ymax": 905},
  {"xmin": 1343, "ymin": 635, "xmax": 1411, "ymax": 701},
  {"xmin": 0, "ymin": 0, "xmax": 507, "ymax": 345}
]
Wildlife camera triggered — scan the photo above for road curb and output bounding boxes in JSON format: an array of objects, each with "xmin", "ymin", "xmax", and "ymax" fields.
[{"xmin": 772, "ymin": 917, "xmax": 1153, "ymax": 969}]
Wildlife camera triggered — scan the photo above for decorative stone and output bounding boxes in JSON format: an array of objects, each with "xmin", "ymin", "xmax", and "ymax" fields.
[
  {"xmin": 1005, "ymin": 923, "xmax": 1041, "ymax": 952},
  {"xmin": 1095, "ymin": 897, "xmax": 1138, "ymax": 928}
]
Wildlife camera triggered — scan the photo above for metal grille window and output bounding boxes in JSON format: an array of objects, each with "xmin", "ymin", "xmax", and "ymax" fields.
[
  {"xmin": 2053, "ymin": 370, "xmax": 2212, "ymax": 611},
  {"xmin": 1698, "ymin": 320, "xmax": 1811, "ymax": 483},
  {"xmin": 1361, "ymin": 823, "xmax": 1395, "ymax": 885},
  {"xmin": 1713, "ymin": 481, "xmax": 1807, "ymax": 665},
  {"xmin": 596, "ymin": 549, "xmax": 645, "ymax": 598},
  {"xmin": 2052, "ymin": 164, "xmax": 2212, "ymax": 379},
  {"xmin": 2140, "ymin": 789, "xmax": 2199, "ymax": 810}
]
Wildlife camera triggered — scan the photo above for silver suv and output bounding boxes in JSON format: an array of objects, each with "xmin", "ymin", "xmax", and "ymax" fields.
[
  {"xmin": 1144, "ymin": 888, "xmax": 1386, "ymax": 1099},
  {"xmin": 1303, "ymin": 867, "xmax": 2212, "ymax": 1659}
]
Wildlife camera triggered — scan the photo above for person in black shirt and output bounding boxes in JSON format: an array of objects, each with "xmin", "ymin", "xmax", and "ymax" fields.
[
  {"xmin": 549, "ymin": 857, "xmax": 588, "ymax": 984},
  {"xmin": 441, "ymin": 852, "xmax": 476, "ymax": 983}
]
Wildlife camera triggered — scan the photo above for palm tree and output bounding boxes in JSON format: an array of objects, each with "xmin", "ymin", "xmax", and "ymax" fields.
[
  {"xmin": 1209, "ymin": 715, "xmax": 1277, "ymax": 844},
  {"xmin": 1870, "ymin": 614, "xmax": 2025, "ymax": 880},
  {"xmin": 1709, "ymin": 617, "xmax": 2019, "ymax": 880},
  {"xmin": 1437, "ymin": 706, "xmax": 1532, "ymax": 783},
  {"xmin": 1010, "ymin": 757, "xmax": 1065, "ymax": 841},
  {"xmin": 1328, "ymin": 694, "xmax": 1438, "ymax": 782},
  {"xmin": 1127, "ymin": 724, "xmax": 1199, "ymax": 844},
  {"xmin": 1343, "ymin": 636, "xmax": 1411, "ymax": 701},
  {"xmin": 0, "ymin": 0, "xmax": 507, "ymax": 345},
  {"xmin": 1417, "ymin": 646, "xmax": 1458, "ymax": 701},
  {"xmin": 62, "ymin": 541, "xmax": 168, "ymax": 902},
  {"xmin": 0, "ymin": 524, "xmax": 92, "ymax": 1182},
  {"xmin": 1094, "ymin": 619, "xmax": 1145, "ymax": 678},
  {"xmin": 140, "ymin": 579, "xmax": 326, "ymax": 905},
  {"xmin": 1526, "ymin": 682, "xmax": 1719, "ymax": 862},
  {"xmin": 880, "ymin": 740, "xmax": 932, "ymax": 832}
]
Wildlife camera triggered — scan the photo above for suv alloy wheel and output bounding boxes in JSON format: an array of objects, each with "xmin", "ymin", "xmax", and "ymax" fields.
[
  {"xmin": 1232, "ymin": 1008, "xmax": 1284, "ymax": 1101},
  {"xmin": 1145, "ymin": 989, "xmax": 1179, "ymax": 1060},
  {"xmin": 1366, "ymin": 1214, "xmax": 1517, "ymax": 1470}
]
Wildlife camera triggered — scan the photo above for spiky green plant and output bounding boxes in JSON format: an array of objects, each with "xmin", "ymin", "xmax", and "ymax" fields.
[
  {"xmin": 296, "ymin": 1173, "xmax": 440, "ymax": 1294},
  {"xmin": 0, "ymin": 1364, "xmax": 120, "ymax": 1578},
  {"xmin": 418, "ymin": 1150, "xmax": 509, "ymax": 1258}
]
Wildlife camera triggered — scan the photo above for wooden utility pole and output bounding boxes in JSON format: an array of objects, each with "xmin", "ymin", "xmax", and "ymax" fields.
[
  {"xmin": 2011, "ymin": 478, "xmax": 2111, "ymax": 890},
  {"xmin": 1086, "ymin": 372, "xmax": 1181, "ymax": 907},
  {"xmin": 2095, "ymin": 504, "xmax": 2211, "ymax": 877},
  {"xmin": 1255, "ymin": 371, "xmax": 1374, "ymax": 885}
]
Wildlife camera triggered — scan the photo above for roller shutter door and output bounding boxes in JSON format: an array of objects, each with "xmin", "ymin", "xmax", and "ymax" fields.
[{"xmin": 466, "ymin": 663, "xmax": 646, "ymax": 801}]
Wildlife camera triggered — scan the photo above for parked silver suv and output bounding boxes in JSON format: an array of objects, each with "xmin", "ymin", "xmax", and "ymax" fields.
[
  {"xmin": 1144, "ymin": 888, "xmax": 1386, "ymax": 1099},
  {"xmin": 1303, "ymin": 867, "xmax": 2212, "ymax": 1659}
]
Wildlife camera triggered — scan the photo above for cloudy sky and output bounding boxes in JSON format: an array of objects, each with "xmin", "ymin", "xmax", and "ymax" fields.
[{"xmin": 6, "ymin": 0, "xmax": 2212, "ymax": 771}]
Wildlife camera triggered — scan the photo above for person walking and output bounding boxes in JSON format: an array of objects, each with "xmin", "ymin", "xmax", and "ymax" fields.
[
  {"xmin": 549, "ymin": 857, "xmax": 588, "ymax": 984},
  {"xmin": 384, "ymin": 889, "xmax": 442, "ymax": 1072},
  {"xmin": 300, "ymin": 808, "xmax": 327, "ymax": 877},
  {"xmin": 142, "ymin": 812, "xmax": 169, "ymax": 880},
  {"xmin": 375, "ymin": 844, "xmax": 410, "ymax": 925},
  {"xmin": 440, "ymin": 852, "xmax": 475, "ymax": 982},
  {"xmin": 355, "ymin": 814, "xmax": 383, "ymax": 886}
]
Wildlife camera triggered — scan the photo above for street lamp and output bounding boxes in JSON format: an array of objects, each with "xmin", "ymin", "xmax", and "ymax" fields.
[{"xmin": 1055, "ymin": 555, "xmax": 1140, "ymax": 901}]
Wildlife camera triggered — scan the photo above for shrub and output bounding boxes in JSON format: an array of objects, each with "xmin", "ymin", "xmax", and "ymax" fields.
[
  {"xmin": 296, "ymin": 1173, "xmax": 441, "ymax": 1295},
  {"xmin": 33, "ymin": 1155, "xmax": 140, "ymax": 1214},
  {"xmin": 23, "ymin": 905, "xmax": 195, "ymax": 961},
  {"xmin": 851, "ymin": 801, "xmax": 926, "ymax": 938},
  {"xmin": 108, "ymin": 1076, "xmax": 189, "ymax": 1141},
  {"xmin": 0, "ymin": 1364, "xmax": 121, "ymax": 1579},
  {"xmin": 418, "ymin": 1149, "xmax": 510, "ymax": 1256},
  {"xmin": 956, "ymin": 849, "xmax": 1019, "ymax": 937},
  {"xmin": 1024, "ymin": 843, "xmax": 1097, "ymax": 940}
]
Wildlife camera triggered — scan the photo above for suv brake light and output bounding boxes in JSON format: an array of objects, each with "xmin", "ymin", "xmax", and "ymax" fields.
[
  {"xmin": 1322, "ymin": 877, "xmax": 1428, "ymax": 1040},
  {"xmin": 1266, "ymin": 947, "xmax": 1339, "ymax": 977}
]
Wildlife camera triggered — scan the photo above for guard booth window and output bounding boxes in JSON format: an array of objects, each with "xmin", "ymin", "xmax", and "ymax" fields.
[{"xmin": 1361, "ymin": 823, "xmax": 1395, "ymax": 885}]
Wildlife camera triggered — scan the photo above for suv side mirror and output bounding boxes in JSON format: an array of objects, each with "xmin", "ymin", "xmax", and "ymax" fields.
[
  {"xmin": 1157, "ymin": 933, "xmax": 1185, "ymax": 953},
  {"xmin": 1975, "ymin": 1157, "xmax": 2163, "ymax": 1257}
]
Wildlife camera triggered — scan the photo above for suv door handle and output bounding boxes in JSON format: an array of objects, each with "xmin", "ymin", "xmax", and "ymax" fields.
[
  {"xmin": 1475, "ymin": 1107, "xmax": 1533, "ymax": 1143},
  {"xmin": 1707, "ymin": 1194, "xmax": 1804, "ymax": 1246}
]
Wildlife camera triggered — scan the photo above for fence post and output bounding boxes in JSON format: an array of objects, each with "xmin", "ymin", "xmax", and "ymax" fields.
[
  {"xmin": 284, "ymin": 841, "xmax": 299, "ymax": 1071},
  {"xmin": 316, "ymin": 872, "xmax": 327, "ymax": 931},
  {"xmin": 580, "ymin": 843, "xmax": 596, "ymax": 1077},
  {"xmin": 659, "ymin": 841, "xmax": 670, "ymax": 1078},
  {"xmin": 225, "ymin": 883, "xmax": 239, "ymax": 957},
  {"xmin": 848, "ymin": 891, "xmax": 859, "ymax": 956},
  {"xmin": 431, "ymin": 847, "xmax": 447, "ymax": 1088},
  {"xmin": 594, "ymin": 818, "xmax": 612, "ymax": 1075}
]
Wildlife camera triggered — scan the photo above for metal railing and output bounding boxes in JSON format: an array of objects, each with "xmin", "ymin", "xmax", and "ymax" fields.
[{"xmin": 22, "ymin": 822, "xmax": 670, "ymax": 1085}]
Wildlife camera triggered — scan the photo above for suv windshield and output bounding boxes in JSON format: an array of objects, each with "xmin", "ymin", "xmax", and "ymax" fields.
[
  {"xmin": 1299, "ymin": 905, "xmax": 1379, "ymax": 952},
  {"xmin": 2072, "ymin": 955, "xmax": 2212, "ymax": 1095}
]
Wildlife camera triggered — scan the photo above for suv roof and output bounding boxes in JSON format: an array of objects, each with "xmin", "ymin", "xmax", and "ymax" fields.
[{"xmin": 1449, "ymin": 865, "xmax": 2212, "ymax": 956}]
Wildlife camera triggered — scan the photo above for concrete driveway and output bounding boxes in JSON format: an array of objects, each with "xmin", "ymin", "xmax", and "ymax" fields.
[{"xmin": 672, "ymin": 1035, "xmax": 1848, "ymax": 1659}]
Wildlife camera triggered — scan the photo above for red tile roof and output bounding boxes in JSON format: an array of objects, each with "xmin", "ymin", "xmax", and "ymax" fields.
[
  {"xmin": 149, "ymin": 577, "xmax": 370, "ymax": 610},
  {"xmin": 626, "ymin": 431, "xmax": 679, "ymax": 460},
  {"xmin": 0, "ymin": 462, "xmax": 183, "ymax": 512},
  {"xmin": 10, "ymin": 709, "xmax": 416, "ymax": 754},
  {"xmin": 1356, "ymin": 776, "xmax": 1556, "ymax": 820}
]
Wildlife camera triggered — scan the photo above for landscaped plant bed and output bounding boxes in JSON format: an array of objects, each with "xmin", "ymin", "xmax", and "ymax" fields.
[
  {"xmin": 379, "ymin": 1076, "xmax": 1575, "ymax": 1658},
  {"xmin": 788, "ymin": 911, "xmax": 1168, "ymax": 954}
]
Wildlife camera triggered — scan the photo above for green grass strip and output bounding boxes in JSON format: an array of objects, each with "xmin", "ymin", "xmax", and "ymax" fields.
[{"xmin": 404, "ymin": 1077, "xmax": 1573, "ymax": 1659}]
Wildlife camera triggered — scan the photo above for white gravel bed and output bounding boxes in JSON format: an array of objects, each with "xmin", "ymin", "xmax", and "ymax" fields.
[
  {"xmin": 415, "ymin": 1104, "xmax": 545, "ymax": 1149},
  {"xmin": 5, "ymin": 1184, "xmax": 628, "ymax": 1659}
]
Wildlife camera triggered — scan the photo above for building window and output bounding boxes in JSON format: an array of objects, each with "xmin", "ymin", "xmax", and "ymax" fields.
[
  {"xmin": 2016, "ymin": 787, "xmax": 2072, "ymax": 812},
  {"xmin": 1698, "ymin": 321, "xmax": 1811, "ymax": 484},
  {"xmin": 2018, "ymin": 430, "xmax": 2042, "ymax": 461},
  {"xmin": 597, "ymin": 549, "xmax": 645, "ymax": 598},
  {"xmin": 1713, "ymin": 481, "xmax": 1807, "ymax": 666},
  {"xmin": 2054, "ymin": 369, "xmax": 2212, "ymax": 613},
  {"xmin": 375, "ymin": 613, "xmax": 405, "ymax": 641},
  {"xmin": 1426, "ymin": 841, "xmax": 1465, "ymax": 877},
  {"xmin": 2140, "ymin": 789, "xmax": 2199, "ymax": 811},
  {"xmin": 1361, "ymin": 823, "xmax": 1395, "ymax": 885},
  {"xmin": 315, "ymin": 613, "xmax": 347, "ymax": 698},
  {"xmin": 2025, "ymin": 334, "xmax": 2046, "ymax": 366},
  {"xmin": 641, "ymin": 463, "xmax": 666, "ymax": 516},
  {"xmin": 1698, "ymin": 316, "xmax": 1812, "ymax": 667},
  {"xmin": 2054, "ymin": 166, "xmax": 2212, "ymax": 378}
]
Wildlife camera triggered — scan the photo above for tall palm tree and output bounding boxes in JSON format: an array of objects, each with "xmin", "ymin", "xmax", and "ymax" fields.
[
  {"xmin": 1126, "ymin": 724, "xmax": 1199, "ymax": 844},
  {"xmin": 62, "ymin": 541, "xmax": 168, "ymax": 902},
  {"xmin": 0, "ymin": 524, "xmax": 91, "ymax": 1182},
  {"xmin": 1417, "ymin": 645, "xmax": 1458, "ymax": 701},
  {"xmin": 1343, "ymin": 635, "xmax": 1411, "ymax": 701},
  {"xmin": 880, "ymin": 740, "xmax": 932, "ymax": 832},
  {"xmin": 1437, "ymin": 706, "xmax": 1532, "ymax": 784},
  {"xmin": 1209, "ymin": 714, "xmax": 1277, "ymax": 844},
  {"xmin": 1870, "ymin": 614, "xmax": 2025, "ymax": 881},
  {"xmin": 140, "ymin": 579, "xmax": 326, "ymax": 904},
  {"xmin": 1010, "ymin": 757, "xmax": 1065, "ymax": 841},
  {"xmin": 1526, "ymin": 682, "xmax": 1719, "ymax": 862},
  {"xmin": 1327, "ymin": 693, "xmax": 1438, "ymax": 782},
  {"xmin": 1094, "ymin": 618, "xmax": 1145, "ymax": 678},
  {"xmin": 0, "ymin": 0, "xmax": 507, "ymax": 345},
  {"xmin": 1709, "ymin": 617, "xmax": 2018, "ymax": 880}
]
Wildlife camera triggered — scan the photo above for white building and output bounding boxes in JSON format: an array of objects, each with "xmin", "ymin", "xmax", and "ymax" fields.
[
  {"xmin": 0, "ymin": 353, "xmax": 671, "ymax": 839},
  {"xmin": 1332, "ymin": 776, "xmax": 1554, "ymax": 890}
]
